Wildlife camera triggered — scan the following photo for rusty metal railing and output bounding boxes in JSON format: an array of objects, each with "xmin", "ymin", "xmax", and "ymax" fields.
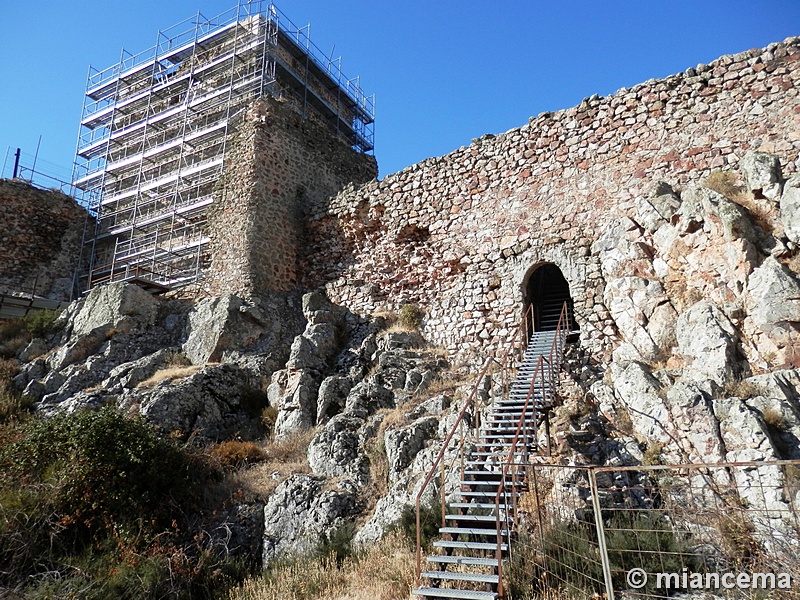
[
  {"xmin": 414, "ymin": 304, "xmax": 535, "ymax": 580},
  {"xmin": 494, "ymin": 301, "xmax": 569, "ymax": 597}
]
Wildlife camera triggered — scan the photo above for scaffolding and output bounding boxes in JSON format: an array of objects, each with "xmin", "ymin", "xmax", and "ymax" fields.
[{"xmin": 72, "ymin": 0, "xmax": 375, "ymax": 292}]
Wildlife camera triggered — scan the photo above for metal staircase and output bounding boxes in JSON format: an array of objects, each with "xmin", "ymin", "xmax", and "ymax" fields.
[{"xmin": 412, "ymin": 303, "xmax": 569, "ymax": 600}]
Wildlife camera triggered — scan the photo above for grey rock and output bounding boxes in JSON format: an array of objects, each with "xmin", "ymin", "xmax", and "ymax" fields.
[
  {"xmin": 344, "ymin": 377, "xmax": 395, "ymax": 419},
  {"xmin": 316, "ymin": 375, "xmax": 352, "ymax": 424},
  {"xmin": 378, "ymin": 331, "xmax": 424, "ymax": 351},
  {"xmin": 635, "ymin": 189, "xmax": 682, "ymax": 233},
  {"xmin": 675, "ymin": 301, "xmax": 740, "ymax": 385},
  {"xmin": 132, "ymin": 363, "xmax": 255, "ymax": 439},
  {"xmin": 746, "ymin": 256, "xmax": 800, "ymax": 331},
  {"xmin": 270, "ymin": 369, "xmax": 321, "ymax": 438},
  {"xmin": 604, "ymin": 277, "xmax": 676, "ymax": 361},
  {"xmin": 713, "ymin": 398, "xmax": 776, "ymax": 462},
  {"xmin": 105, "ymin": 349, "xmax": 172, "ymax": 390},
  {"xmin": 19, "ymin": 338, "xmax": 48, "ymax": 362},
  {"xmin": 610, "ymin": 361, "xmax": 673, "ymax": 444},
  {"xmin": 384, "ymin": 415, "xmax": 439, "ymax": 480},
  {"xmin": 307, "ymin": 413, "xmax": 369, "ymax": 484},
  {"xmin": 741, "ymin": 151, "xmax": 783, "ymax": 201},
  {"xmin": 262, "ymin": 474, "xmax": 356, "ymax": 563},
  {"xmin": 780, "ymin": 175, "xmax": 800, "ymax": 244},
  {"xmin": 286, "ymin": 323, "xmax": 338, "ymax": 371},
  {"xmin": 183, "ymin": 295, "xmax": 281, "ymax": 365},
  {"xmin": 68, "ymin": 282, "xmax": 158, "ymax": 339}
]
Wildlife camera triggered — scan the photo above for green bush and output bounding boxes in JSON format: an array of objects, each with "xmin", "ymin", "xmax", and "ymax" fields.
[
  {"xmin": 397, "ymin": 303, "xmax": 422, "ymax": 331},
  {"xmin": 507, "ymin": 510, "xmax": 701, "ymax": 597},
  {"xmin": 24, "ymin": 309, "xmax": 61, "ymax": 338},
  {"xmin": 0, "ymin": 407, "xmax": 242, "ymax": 597},
  {"xmin": 391, "ymin": 500, "xmax": 447, "ymax": 549}
]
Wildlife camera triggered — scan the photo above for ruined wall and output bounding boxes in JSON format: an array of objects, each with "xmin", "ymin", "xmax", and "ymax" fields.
[
  {"xmin": 0, "ymin": 180, "xmax": 90, "ymax": 301},
  {"xmin": 303, "ymin": 37, "xmax": 800, "ymax": 362},
  {"xmin": 206, "ymin": 97, "xmax": 377, "ymax": 297}
]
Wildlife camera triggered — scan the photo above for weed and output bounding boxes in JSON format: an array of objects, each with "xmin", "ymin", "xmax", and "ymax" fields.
[
  {"xmin": 761, "ymin": 407, "xmax": 787, "ymax": 432},
  {"xmin": 260, "ymin": 405, "xmax": 278, "ymax": 438},
  {"xmin": 390, "ymin": 500, "xmax": 447, "ymax": 550},
  {"xmin": 229, "ymin": 531, "xmax": 415, "ymax": 600},
  {"xmin": 211, "ymin": 440, "xmax": 267, "ymax": 470},
  {"xmin": 24, "ymin": 309, "xmax": 61, "ymax": 339},
  {"xmin": 138, "ymin": 365, "xmax": 201, "ymax": 388},
  {"xmin": 397, "ymin": 303, "xmax": 422, "ymax": 331},
  {"xmin": 643, "ymin": 441, "xmax": 665, "ymax": 466}
]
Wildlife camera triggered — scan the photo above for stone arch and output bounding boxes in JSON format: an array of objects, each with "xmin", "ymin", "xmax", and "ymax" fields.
[
  {"xmin": 510, "ymin": 246, "xmax": 585, "ymax": 333},
  {"xmin": 521, "ymin": 262, "xmax": 579, "ymax": 332}
]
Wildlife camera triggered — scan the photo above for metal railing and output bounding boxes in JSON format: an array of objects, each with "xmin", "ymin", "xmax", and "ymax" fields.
[
  {"xmin": 511, "ymin": 460, "xmax": 800, "ymax": 599},
  {"xmin": 413, "ymin": 304, "xmax": 539, "ymax": 580},
  {"xmin": 494, "ymin": 301, "xmax": 569, "ymax": 596}
]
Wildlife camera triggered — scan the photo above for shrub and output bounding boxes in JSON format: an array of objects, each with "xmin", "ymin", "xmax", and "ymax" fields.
[
  {"xmin": 391, "ymin": 500, "xmax": 446, "ymax": 549},
  {"xmin": 24, "ymin": 309, "xmax": 61, "ymax": 338},
  {"xmin": 260, "ymin": 405, "xmax": 278, "ymax": 437},
  {"xmin": 0, "ymin": 317, "xmax": 29, "ymax": 358},
  {"xmin": 211, "ymin": 440, "xmax": 267, "ymax": 470},
  {"xmin": 397, "ymin": 303, "xmax": 422, "ymax": 331},
  {"xmin": 0, "ymin": 408, "xmax": 201, "ymax": 577}
]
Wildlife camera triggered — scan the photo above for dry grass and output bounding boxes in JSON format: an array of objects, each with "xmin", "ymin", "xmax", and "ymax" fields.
[
  {"xmin": 210, "ymin": 440, "xmax": 267, "ymax": 470},
  {"xmin": 705, "ymin": 169, "xmax": 774, "ymax": 230},
  {"xmin": 137, "ymin": 365, "xmax": 201, "ymax": 388},
  {"xmin": 232, "ymin": 429, "xmax": 315, "ymax": 500},
  {"xmin": 227, "ymin": 531, "xmax": 416, "ymax": 600},
  {"xmin": 761, "ymin": 407, "xmax": 787, "ymax": 432}
]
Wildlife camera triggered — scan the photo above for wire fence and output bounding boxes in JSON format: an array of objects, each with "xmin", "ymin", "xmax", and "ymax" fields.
[{"xmin": 509, "ymin": 460, "xmax": 800, "ymax": 599}]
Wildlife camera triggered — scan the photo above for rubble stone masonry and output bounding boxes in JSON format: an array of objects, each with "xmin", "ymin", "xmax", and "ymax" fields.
[
  {"xmin": 301, "ymin": 37, "xmax": 800, "ymax": 362},
  {"xmin": 0, "ymin": 180, "xmax": 90, "ymax": 301},
  {"xmin": 205, "ymin": 97, "xmax": 378, "ymax": 297}
]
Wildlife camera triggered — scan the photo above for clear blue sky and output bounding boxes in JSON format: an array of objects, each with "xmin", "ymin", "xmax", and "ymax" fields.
[{"xmin": 1, "ymin": 1, "xmax": 798, "ymax": 183}]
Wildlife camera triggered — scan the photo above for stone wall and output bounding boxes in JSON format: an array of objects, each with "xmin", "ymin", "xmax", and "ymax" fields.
[
  {"xmin": 0, "ymin": 180, "xmax": 91, "ymax": 301},
  {"xmin": 302, "ymin": 37, "xmax": 800, "ymax": 362},
  {"xmin": 206, "ymin": 96, "xmax": 378, "ymax": 297}
]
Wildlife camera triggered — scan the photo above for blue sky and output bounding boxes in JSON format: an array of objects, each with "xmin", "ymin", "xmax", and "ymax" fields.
[{"xmin": 1, "ymin": 1, "xmax": 799, "ymax": 183}]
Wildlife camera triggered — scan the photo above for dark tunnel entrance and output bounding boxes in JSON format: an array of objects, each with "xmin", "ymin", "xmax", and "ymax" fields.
[{"xmin": 523, "ymin": 263, "xmax": 579, "ymax": 333}]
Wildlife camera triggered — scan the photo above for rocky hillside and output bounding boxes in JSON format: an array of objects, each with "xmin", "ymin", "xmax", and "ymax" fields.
[{"xmin": 1, "ymin": 152, "xmax": 799, "ymax": 598}]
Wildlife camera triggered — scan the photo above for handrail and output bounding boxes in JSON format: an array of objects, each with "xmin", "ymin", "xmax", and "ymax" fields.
[
  {"xmin": 414, "ymin": 303, "xmax": 535, "ymax": 581},
  {"xmin": 494, "ymin": 301, "xmax": 569, "ymax": 597},
  {"xmin": 414, "ymin": 355, "xmax": 498, "ymax": 578}
]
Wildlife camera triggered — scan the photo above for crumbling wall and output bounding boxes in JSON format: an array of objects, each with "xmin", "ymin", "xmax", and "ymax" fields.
[
  {"xmin": 303, "ymin": 37, "xmax": 800, "ymax": 362},
  {"xmin": 0, "ymin": 180, "xmax": 91, "ymax": 301},
  {"xmin": 206, "ymin": 96, "xmax": 377, "ymax": 297}
]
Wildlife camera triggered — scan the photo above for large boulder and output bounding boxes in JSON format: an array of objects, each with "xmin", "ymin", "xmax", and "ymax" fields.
[
  {"xmin": 183, "ymin": 295, "xmax": 283, "ymax": 365},
  {"xmin": 131, "ymin": 363, "xmax": 257, "ymax": 439},
  {"xmin": 68, "ymin": 282, "xmax": 158, "ymax": 339},
  {"xmin": 262, "ymin": 474, "xmax": 357, "ymax": 563},
  {"xmin": 780, "ymin": 175, "xmax": 800, "ymax": 244},
  {"xmin": 269, "ymin": 369, "xmax": 321, "ymax": 438},
  {"xmin": 307, "ymin": 413, "xmax": 370, "ymax": 484},
  {"xmin": 741, "ymin": 151, "xmax": 783, "ymax": 201},
  {"xmin": 384, "ymin": 415, "xmax": 439, "ymax": 483},
  {"xmin": 675, "ymin": 301, "xmax": 741, "ymax": 385}
]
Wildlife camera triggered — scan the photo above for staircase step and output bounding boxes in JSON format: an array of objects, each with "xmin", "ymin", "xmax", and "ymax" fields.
[
  {"xmin": 426, "ymin": 555, "xmax": 499, "ymax": 567},
  {"xmin": 412, "ymin": 587, "xmax": 498, "ymax": 600},
  {"xmin": 433, "ymin": 540, "xmax": 508, "ymax": 552},
  {"xmin": 460, "ymin": 490, "xmax": 516, "ymax": 498},
  {"xmin": 421, "ymin": 571, "xmax": 500, "ymax": 585},
  {"xmin": 461, "ymin": 479, "xmax": 525, "ymax": 488},
  {"xmin": 445, "ymin": 513, "xmax": 512, "ymax": 523},
  {"xmin": 439, "ymin": 526, "xmax": 509, "ymax": 537},
  {"xmin": 450, "ymin": 502, "xmax": 508, "ymax": 510}
]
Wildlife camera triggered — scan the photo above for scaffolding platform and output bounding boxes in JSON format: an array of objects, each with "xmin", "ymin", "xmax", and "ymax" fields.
[{"xmin": 72, "ymin": 0, "xmax": 375, "ymax": 292}]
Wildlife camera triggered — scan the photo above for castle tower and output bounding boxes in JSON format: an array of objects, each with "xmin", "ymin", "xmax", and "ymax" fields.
[{"xmin": 72, "ymin": 1, "xmax": 376, "ymax": 296}]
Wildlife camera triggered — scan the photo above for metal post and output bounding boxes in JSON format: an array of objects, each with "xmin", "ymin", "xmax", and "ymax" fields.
[
  {"xmin": 12, "ymin": 148, "xmax": 21, "ymax": 178},
  {"xmin": 588, "ymin": 469, "xmax": 616, "ymax": 600}
]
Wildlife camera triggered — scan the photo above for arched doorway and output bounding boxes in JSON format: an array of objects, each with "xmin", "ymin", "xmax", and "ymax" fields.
[{"xmin": 523, "ymin": 263, "xmax": 578, "ymax": 333}]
